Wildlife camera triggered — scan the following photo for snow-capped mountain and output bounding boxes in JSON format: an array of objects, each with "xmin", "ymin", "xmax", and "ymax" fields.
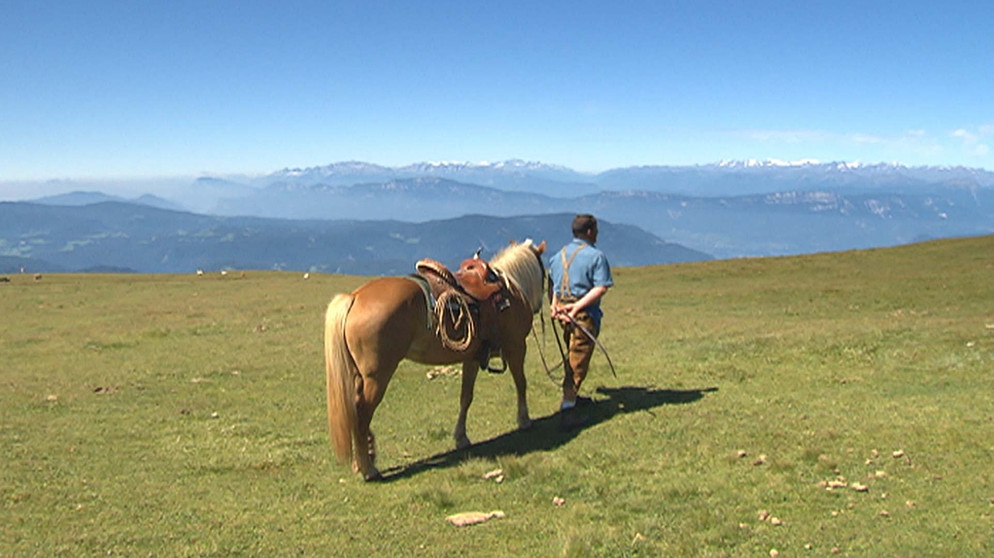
[
  {"xmin": 261, "ymin": 159, "xmax": 598, "ymax": 197},
  {"xmin": 258, "ymin": 158, "xmax": 994, "ymax": 198},
  {"xmin": 595, "ymin": 160, "xmax": 994, "ymax": 196},
  {"xmin": 715, "ymin": 158, "xmax": 824, "ymax": 168}
]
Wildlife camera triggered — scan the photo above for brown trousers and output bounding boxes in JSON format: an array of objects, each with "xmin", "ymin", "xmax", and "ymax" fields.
[{"xmin": 562, "ymin": 311, "xmax": 599, "ymax": 394}]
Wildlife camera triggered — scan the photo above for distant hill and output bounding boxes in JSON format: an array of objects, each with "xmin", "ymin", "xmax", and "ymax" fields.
[
  {"xmin": 21, "ymin": 160, "xmax": 994, "ymax": 259},
  {"xmin": 202, "ymin": 173, "xmax": 994, "ymax": 259},
  {"xmin": 0, "ymin": 255, "xmax": 68, "ymax": 274},
  {"xmin": 213, "ymin": 161, "xmax": 994, "ymax": 258},
  {"xmin": 0, "ymin": 202, "xmax": 709, "ymax": 275},
  {"xmin": 260, "ymin": 159, "xmax": 994, "ymax": 197},
  {"xmin": 34, "ymin": 190, "xmax": 184, "ymax": 211},
  {"xmin": 263, "ymin": 159, "xmax": 600, "ymax": 197},
  {"xmin": 578, "ymin": 187, "xmax": 994, "ymax": 257}
]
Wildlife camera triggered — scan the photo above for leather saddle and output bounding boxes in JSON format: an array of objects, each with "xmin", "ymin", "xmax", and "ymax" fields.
[
  {"xmin": 414, "ymin": 255, "xmax": 508, "ymax": 371},
  {"xmin": 415, "ymin": 256, "xmax": 505, "ymax": 304}
]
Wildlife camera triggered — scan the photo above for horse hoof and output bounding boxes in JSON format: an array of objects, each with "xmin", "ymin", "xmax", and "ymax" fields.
[
  {"xmin": 518, "ymin": 419, "xmax": 533, "ymax": 431},
  {"xmin": 455, "ymin": 436, "xmax": 472, "ymax": 450},
  {"xmin": 363, "ymin": 469, "xmax": 383, "ymax": 482}
]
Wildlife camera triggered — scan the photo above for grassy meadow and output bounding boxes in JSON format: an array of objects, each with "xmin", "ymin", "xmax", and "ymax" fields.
[{"xmin": 2, "ymin": 236, "xmax": 992, "ymax": 556}]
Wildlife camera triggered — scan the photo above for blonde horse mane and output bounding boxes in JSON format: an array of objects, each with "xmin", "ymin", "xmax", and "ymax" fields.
[{"xmin": 490, "ymin": 239, "xmax": 545, "ymax": 313}]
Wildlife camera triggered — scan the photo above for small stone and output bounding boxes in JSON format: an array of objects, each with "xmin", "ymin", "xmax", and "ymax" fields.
[
  {"xmin": 482, "ymin": 468, "xmax": 503, "ymax": 480},
  {"xmin": 552, "ymin": 496, "xmax": 565, "ymax": 506},
  {"xmin": 770, "ymin": 517, "xmax": 783, "ymax": 526},
  {"xmin": 445, "ymin": 510, "xmax": 505, "ymax": 527},
  {"xmin": 892, "ymin": 450, "xmax": 905, "ymax": 458}
]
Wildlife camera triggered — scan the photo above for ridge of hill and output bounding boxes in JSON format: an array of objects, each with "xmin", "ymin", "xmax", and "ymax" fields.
[
  {"xmin": 18, "ymin": 160, "xmax": 994, "ymax": 259},
  {"xmin": 0, "ymin": 201, "xmax": 709, "ymax": 275}
]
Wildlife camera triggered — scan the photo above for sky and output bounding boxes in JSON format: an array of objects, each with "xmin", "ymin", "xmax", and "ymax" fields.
[{"xmin": 2, "ymin": 0, "xmax": 992, "ymax": 186}]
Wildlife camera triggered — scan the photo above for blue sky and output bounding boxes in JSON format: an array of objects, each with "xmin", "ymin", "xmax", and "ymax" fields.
[{"xmin": 2, "ymin": 0, "xmax": 992, "ymax": 182}]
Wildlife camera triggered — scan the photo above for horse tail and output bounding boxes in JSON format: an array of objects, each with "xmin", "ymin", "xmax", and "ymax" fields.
[{"xmin": 324, "ymin": 293, "xmax": 358, "ymax": 466}]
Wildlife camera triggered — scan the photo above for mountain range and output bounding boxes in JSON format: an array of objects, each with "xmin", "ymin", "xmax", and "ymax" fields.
[
  {"xmin": 171, "ymin": 160, "xmax": 994, "ymax": 258},
  {"xmin": 0, "ymin": 202, "xmax": 708, "ymax": 275},
  {"xmin": 5, "ymin": 159, "xmax": 993, "ymax": 271}
]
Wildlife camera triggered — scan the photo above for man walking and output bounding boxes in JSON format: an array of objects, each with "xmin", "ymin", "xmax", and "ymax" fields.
[{"xmin": 548, "ymin": 214, "xmax": 613, "ymax": 429}]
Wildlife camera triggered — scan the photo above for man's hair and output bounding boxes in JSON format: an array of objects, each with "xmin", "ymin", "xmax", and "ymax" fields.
[{"xmin": 572, "ymin": 214, "xmax": 598, "ymax": 237}]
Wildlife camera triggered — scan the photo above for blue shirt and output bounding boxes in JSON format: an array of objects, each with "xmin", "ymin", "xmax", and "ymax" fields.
[{"xmin": 548, "ymin": 239, "xmax": 613, "ymax": 327}]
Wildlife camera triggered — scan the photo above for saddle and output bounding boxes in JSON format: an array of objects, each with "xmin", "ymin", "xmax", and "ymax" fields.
[{"xmin": 415, "ymin": 255, "xmax": 509, "ymax": 371}]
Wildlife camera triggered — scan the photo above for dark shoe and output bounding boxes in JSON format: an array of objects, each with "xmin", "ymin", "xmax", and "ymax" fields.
[
  {"xmin": 575, "ymin": 395, "xmax": 595, "ymax": 408},
  {"xmin": 559, "ymin": 407, "xmax": 589, "ymax": 431}
]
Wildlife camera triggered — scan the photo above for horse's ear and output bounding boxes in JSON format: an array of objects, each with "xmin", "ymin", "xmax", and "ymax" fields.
[
  {"xmin": 509, "ymin": 239, "xmax": 517, "ymax": 246},
  {"xmin": 536, "ymin": 240, "xmax": 546, "ymax": 254}
]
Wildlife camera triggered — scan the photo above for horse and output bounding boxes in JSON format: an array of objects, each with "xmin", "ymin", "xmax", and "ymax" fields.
[{"xmin": 324, "ymin": 239, "xmax": 547, "ymax": 480}]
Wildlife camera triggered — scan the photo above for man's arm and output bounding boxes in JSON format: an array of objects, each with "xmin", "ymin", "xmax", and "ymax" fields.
[
  {"xmin": 554, "ymin": 285, "xmax": 608, "ymax": 322},
  {"xmin": 572, "ymin": 285, "xmax": 608, "ymax": 315}
]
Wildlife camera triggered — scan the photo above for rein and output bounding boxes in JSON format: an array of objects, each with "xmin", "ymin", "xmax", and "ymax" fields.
[
  {"xmin": 530, "ymin": 309, "xmax": 566, "ymax": 386},
  {"xmin": 554, "ymin": 313, "xmax": 618, "ymax": 378}
]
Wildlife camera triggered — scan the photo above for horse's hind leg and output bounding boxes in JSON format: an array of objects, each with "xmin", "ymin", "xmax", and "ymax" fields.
[
  {"xmin": 353, "ymin": 373, "xmax": 386, "ymax": 481},
  {"xmin": 453, "ymin": 361, "xmax": 479, "ymax": 449}
]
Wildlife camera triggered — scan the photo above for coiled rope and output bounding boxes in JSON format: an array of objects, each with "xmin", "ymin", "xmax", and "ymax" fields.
[{"xmin": 434, "ymin": 290, "xmax": 476, "ymax": 352}]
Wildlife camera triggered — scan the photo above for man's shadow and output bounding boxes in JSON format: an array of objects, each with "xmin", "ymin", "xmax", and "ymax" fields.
[{"xmin": 379, "ymin": 385, "xmax": 717, "ymax": 482}]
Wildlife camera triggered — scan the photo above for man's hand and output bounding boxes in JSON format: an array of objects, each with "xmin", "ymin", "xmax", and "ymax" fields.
[
  {"xmin": 552, "ymin": 285, "xmax": 608, "ymax": 324},
  {"xmin": 551, "ymin": 301, "xmax": 575, "ymax": 324}
]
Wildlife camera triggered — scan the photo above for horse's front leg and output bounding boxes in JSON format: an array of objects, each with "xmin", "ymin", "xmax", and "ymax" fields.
[
  {"xmin": 453, "ymin": 360, "xmax": 479, "ymax": 449},
  {"xmin": 504, "ymin": 337, "xmax": 532, "ymax": 431}
]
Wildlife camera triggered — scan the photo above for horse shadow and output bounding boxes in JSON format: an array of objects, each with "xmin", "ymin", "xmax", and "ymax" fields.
[{"xmin": 379, "ymin": 385, "xmax": 718, "ymax": 482}]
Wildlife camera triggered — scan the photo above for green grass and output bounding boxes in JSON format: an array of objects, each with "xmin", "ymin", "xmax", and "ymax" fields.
[{"xmin": 2, "ymin": 236, "xmax": 992, "ymax": 556}]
